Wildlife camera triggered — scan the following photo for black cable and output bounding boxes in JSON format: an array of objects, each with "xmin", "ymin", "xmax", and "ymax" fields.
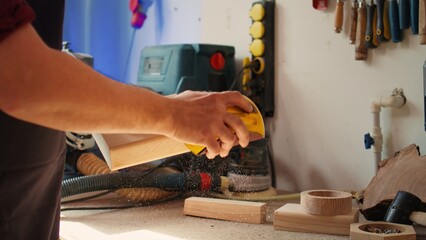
[
  {"xmin": 228, "ymin": 60, "xmax": 261, "ymax": 91},
  {"xmin": 228, "ymin": 66, "xmax": 246, "ymax": 91},
  {"xmin": 122, "ymin": 29, "xmax": 136, "ymax": 82}
]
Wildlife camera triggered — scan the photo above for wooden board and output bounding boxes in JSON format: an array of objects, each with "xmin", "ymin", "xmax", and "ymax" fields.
[
  {"xmin": 93, "ymin": 133, "xmax": 190, "ymax": 171},
  {"xmin": 183, "ymin": 197, "xmax": 266, "ymax": 224},
  {"xmin": 274, "ymin": 203, "xmax": 359, "ymax": 236}
]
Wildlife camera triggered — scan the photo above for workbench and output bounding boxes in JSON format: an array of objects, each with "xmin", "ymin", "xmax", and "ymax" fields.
[{"xmin": 60, "ymin": 193, "xmax": 349, "ymax": 240}]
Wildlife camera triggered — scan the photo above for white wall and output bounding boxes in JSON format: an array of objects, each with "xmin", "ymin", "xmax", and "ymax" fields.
[
  {"xmin": 126, "ymin": 0, "xmax": 203, "ymax": 83},
  {"xmin": 200, "ymin": 0, "xmax": 426, "ymax": 192}
]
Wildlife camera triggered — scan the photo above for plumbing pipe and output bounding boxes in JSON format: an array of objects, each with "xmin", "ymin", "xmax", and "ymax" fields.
[{"xmin": 368, "ymin": 89, "xmax": 406, "ymax": 172}]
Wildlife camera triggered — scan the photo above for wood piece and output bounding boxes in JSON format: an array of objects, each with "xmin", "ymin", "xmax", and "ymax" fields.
[
  {"xmin": 350, "ymin": 222, "xmax": 416, "ymax": 240},
  {"xmin": 420, "ymin": 0, "xmax": 426, "ymax": 44},
  {"xmin": 274, "ymin": 203, "xmax": 359, "ymax": 236},
  {"xmin": 183, "ymin": 197, "xmax": 266, "ymax": 224},
  {"xmin": 301, "ymin": 190, "xmax": 352, "ymax": 216},
  {"xmin": 93, "ymin": 134, "xmax": 190, "ymax": 171},
  {"xmin": 362, "ymin": 144, "xmax": 426, "ymax": 212}
]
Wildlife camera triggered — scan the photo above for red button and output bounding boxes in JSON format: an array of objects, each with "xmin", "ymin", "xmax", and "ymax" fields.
[{"xmin": 210, "ymin": 52, "xmax": 225, "ymax": 71}]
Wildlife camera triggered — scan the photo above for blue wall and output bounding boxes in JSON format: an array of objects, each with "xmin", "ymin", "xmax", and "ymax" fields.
[
  {"xmin": 63, "ymin": 0, "xmax": 202, "ymax": 83},
  {"xmin": 63, "ymin": 0, "xmax": 133, "ymax": 82}
]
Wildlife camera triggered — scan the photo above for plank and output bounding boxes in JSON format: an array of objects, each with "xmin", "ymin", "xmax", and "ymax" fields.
[
  {"xmin": 183, "ymin": 197, "xmax": 266, "ymax": 224},
  {"xmin": 93, "ymin": 134, "xmax": 190, "ymax": 171},
  {"xmin": 274, "ymin": 203, "xmax": 359, "ymax": 236}
]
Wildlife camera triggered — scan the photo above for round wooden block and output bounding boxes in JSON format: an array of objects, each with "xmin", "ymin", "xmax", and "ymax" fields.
[{"xmin": 301, "ymin": 190, "xmax": 352, "ymax": 216}]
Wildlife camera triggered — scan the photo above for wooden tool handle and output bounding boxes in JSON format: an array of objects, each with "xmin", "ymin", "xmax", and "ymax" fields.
[
  {"xmin": 335, "ymin": 0, "xmax": 345, "ymax": 33},
  {"xmin": 355, "ymin": 0, "xmax": 367, "ymax": 60},
  {"xmin": 349, "ymin": 1, "xmax": 358, "ymax": 44},
  {"xmin": 410, "ymin": 211, "xmax": 426, "ymax": 227},
  {"xmin": 420, "ymin": 0, "xmax": 426, "ymax": 44},
  {"xmin": 411, "ymin": 0, "xmax": 419, "ymax": 34},
  {"xmin": 365, "ymin": 2, "xmax": 378, "ymax": 48},
  {"xmin": 376, "ymin": 0, "xmax": 390, "ymax": 42},
  {"xmin": 389, "ymin": 0, "xmax": 402, "ymax": 42},
  {"xmin": 399, "ymin": 0, "xmax": 411, "ymax": 29}
]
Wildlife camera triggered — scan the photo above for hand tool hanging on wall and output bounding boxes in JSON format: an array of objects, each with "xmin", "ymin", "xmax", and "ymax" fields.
[
  {"xmin": 376, "ymin": 0, "xmax": 391, "ymax": 42},
  {"xmin": 399, "ymin": 0, "xmax": 411, "ymax": 29},
  {"xmin": 389, "ymin": 0, "xmax": 403, "ymax": 42},
  {"xmin": 313, "ymin": 0, "xmax": 328, "ymax": 10},
  {"xmin": 410, "ymin": 0, "xmax": 419, "ymax": 34},
  {"xmin": 350, "ymin": 0, "xmax": 359, "ymax": 43},
  {"xmin": 335, "ymin": 0, "xmax": 345, "ymax": 32},
  {"xmin": 420, "ymin": 0, "xmax": 426, "ymax": 43},
  {"xmin": 365, "ymin": 0, "xmax": 379, "ymax": 48},
  {"xmin": 355, "ymin": 0, "xmax": 368, "ymax": 60}
]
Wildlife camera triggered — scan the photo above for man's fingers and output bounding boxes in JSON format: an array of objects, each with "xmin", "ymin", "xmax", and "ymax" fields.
[
  {"xmin": 224, "ymin": 114, "xmax": 250, "ymax": 148},
  {"xmin": 204, "ymin": 138, "xmax": 221, "ymax": 159},
  {"xmin": 219, "ymin": 135, "xmax": 237, "ymax": 158}
]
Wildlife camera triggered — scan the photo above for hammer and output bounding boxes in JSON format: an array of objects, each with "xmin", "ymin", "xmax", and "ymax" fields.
[{"xmin": 384, "ymin": 191, "xmax": 426, "ymax": 226}]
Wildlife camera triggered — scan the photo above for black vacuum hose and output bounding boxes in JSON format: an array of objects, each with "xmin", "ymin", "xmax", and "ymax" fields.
[{"xmin": 61, "ymin": 172, "xmax": 221, "ymax": 198}]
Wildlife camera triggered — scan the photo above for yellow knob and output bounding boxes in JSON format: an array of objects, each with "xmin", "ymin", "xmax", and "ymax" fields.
[
  {"xmin": 249, "ymin": 39, "xmax": 265, "ymax": 57},
  {"xmin": 250, "ymin": 3, "xmax": 265, "ymax": 21},
  {"xmin": 242, "ymin": 73, "xmax": 250, "ymax": 86},
  {"xmin": 242, "ymin": 57, "xmax": 251, "ymax": 74},
  {"xmin": 250, "ymin": 21, "xmax": 265, "ymax": 39}
]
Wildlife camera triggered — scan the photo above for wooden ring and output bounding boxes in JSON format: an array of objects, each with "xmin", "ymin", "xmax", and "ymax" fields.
[{"xmin": 300, "ymin": 190, "xmax": 352, "ymax": 216}]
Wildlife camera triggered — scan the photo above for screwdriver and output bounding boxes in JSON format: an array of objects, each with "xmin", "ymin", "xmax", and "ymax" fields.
[
  {"xmin": 335, "ymin": 0, "xmax": 345, "ymax": 33},
  {"xmin": 388, "ymin": 0, "xmax": 402, "ymax": 42},
  {"xmin": 355, "ymin": 0, "xmax": 368, "ymax": 60},
  {"xmin": 421, "ymin": 0, "xmax": 426, "ymax": 44},
  {"xmin": 376, "ymin": 0, "xmax": 390, "ymax": 42},
  {"xmin": 411, "ymin": 0, "xmax": 419, "ymax": 34},
  {"xmin": 350, "ymin": 0, "xmax": 358, "ymax": 44},
  {"xmin": 365, "ymin": 0, "xmax": 379, "ymax": 48},
  {"xmin": 399, "ymin": 0, "xmax": 411, "ymax": 29}
]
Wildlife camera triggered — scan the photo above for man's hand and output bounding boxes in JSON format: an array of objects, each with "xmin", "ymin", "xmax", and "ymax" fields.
[{"xmin": 166, "ymin": 91, "xmax": 253, "ymax": 159}]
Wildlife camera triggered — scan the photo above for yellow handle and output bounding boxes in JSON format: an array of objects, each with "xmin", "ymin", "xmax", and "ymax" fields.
[{"xmin": 185, "ymin": 97, "xmax": 265, "ymax": 155}]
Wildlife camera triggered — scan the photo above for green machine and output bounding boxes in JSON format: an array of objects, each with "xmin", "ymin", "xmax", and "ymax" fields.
[{"xmin": 136, "ymin": 44, "xmax": 235, "ymax": 94}]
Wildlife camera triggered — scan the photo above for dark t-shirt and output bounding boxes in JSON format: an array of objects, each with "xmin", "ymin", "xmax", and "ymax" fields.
[{"xmin": 0, "ymin": 1, "xmax": 66, "ymax": 239}]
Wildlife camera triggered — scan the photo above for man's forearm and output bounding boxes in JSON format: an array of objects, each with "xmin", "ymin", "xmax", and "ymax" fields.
[{"xmin": 0, "ymin": 24, "xmax": 174, "ymax": 135}]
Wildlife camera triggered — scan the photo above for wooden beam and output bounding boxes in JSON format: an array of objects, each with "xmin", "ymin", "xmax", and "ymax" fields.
[
  {"xmin": 183, "ymin": 197, "xmax": 266, "ymax": 224},
  {"xmin": 274, "ymin": 203, "xmax": 359, "ymax": 236}
]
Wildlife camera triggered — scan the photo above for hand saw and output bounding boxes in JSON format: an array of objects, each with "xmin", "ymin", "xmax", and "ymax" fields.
[{"xmin": 93, "ymin": 97, "xmax": 265, "ymax": 171}]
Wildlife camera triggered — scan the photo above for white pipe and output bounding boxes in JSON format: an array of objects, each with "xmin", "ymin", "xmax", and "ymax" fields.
[
  {"xmin": 371, "ymin": 95, "xmax": 406, "ymax": 111},
  {"xmin": 369, "ymin": 89, "xmax": 406, "ymax": 172}
]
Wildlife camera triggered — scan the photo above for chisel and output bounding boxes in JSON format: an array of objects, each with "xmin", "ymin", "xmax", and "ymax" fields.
[
  {"xmin": 365, "ymin": 0, "xmax": 379, "ymax": 48},
  {"xmin": 335, "ymin": 0, "xmax": 345, "ymax": 33},
  {"xmin": 355, "ymin": 0, "xmax": 368, "ymax": 60},
  {"xmin": 420, "ymin": 0, "xmax": 426, "ymax": 43},
  {"xmin": 350, "ymin": 0, "xmax": 359, "ymax": 44},
  {"xmin": 411, "ymin": 0, "xmax": 419, "ymax": 34},
  {"xmin": 388, "ymin": 0, "xmax": 402, "ymax": 42},
  {"xmin": 376, "ymin": 0, "xmax": 391, "ymax": 42},
  {"xmin": 399, "ymin": 0, "xmax": 411, "ymax": 29}
]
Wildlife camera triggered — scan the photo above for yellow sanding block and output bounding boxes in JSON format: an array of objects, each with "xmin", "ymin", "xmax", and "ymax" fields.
[
  {"xmin": 274, "ymin": 203, "xmax": 359, "ymax": 236},
  {"xmin": 185, "ymin": 96, "xmax": 265, "ymax": 155},
  {"xmin": 183, "ymin": 197, "xmax": 266, "ymax": 224}
]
